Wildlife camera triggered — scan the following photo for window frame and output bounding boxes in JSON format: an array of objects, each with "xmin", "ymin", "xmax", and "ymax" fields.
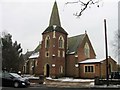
[
  {"xmin": 58, "ymin": 35, "xmax": 64, "ymax": 48},
  {"xmin": 45, "ymin": 35, "xmax": 50, "ymax": 48},
  {"xmin": 45, "ymin": 51, "xmax": 49, "ymax": 57},
  {"xmin": 62, "ymin": 51, "xmax": 65, "ymax": 57},
  {"xmin": 84, "ymin": 42, "xmax": 90, "ymax": 58},
  {"xmin": 59, "ymin": 66, "xmax": 63, "ymax": 74},
  {"xmin": 58, "ymin": 50, "xmax": 60, "ymax": 57},
  {"xmin": 84, "ymin": 65, "xmax": 95, "ymax": 73}
]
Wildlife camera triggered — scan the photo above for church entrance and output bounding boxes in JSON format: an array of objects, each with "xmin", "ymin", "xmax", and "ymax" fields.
[{"xmin": 44, "ymin": 64, "xmax": 50, "ymax": 77}]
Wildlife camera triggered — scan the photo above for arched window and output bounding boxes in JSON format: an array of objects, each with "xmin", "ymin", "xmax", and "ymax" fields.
[
  {"xmin": 58, "ymin": 50, "xmax": 60, "ymax": 57},
  {"xmin": 45, "ymin": 35, "xmax": 50, "ymax": 48},
  {"xmin": 84, "ymin": 42, "xmax": 90, "ymax": 58},
  {"xmin": 45, "ymin": 51, "xmax": 49, "ymax": 57},
  {"xmin": 62, "ymin": 51, "xmax": 65, "ymax": 57},
  {"xmin": 59, "ymin": 66, "xmax": 63, "ymax": 74},
  {"xmin": 58, "ymin": 36, "xmax": 64, "ymax": 48}
]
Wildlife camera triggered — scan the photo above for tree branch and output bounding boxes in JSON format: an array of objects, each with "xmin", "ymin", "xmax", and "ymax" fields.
[
  {"xmin": 66, "ymin": 0, "xmax": 101, "ymax": 17},
  {"xmin": 65, "ymin": 1, "xmax": 79, "ymax": 5}
]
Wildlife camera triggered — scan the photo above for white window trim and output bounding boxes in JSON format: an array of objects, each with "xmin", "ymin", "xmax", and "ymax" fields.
[
  {"xmin": 58, "ymin": 50, "xmax": 60, "ymax": 57},
  {"xmin": 84, "ymin": 65, "xmax": 95, "ymax": 73},
  {"xmin": 59, "ymin": 66, "xmax": 63, "ymax": 74},
  {"xmin": 84, "ymin": 42, "xmax": 90, "ymax": 58},
  {"xmin": 35, "ymin": 60, "xmax": 38, "ymax": 66},
  {"xmin": 45, "ymin": 51, "xmax": 49, "ymax": 57},
  {"xmin": 45, "ymin": 35, "xmax": 50, "ymax": 48},
  {"xmin": 53, "ymin": 30, "xmax": 56, "ymax": 38},
  {"xmin": 62, "ymin": 51, "xmax": 65, "ymax": 57},
  {"xmin": 58, "ymin": 35, "xmax": 64, "ymax": 48}
]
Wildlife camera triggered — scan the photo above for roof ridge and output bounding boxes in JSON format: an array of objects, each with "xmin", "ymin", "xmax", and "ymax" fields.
[{"xmin": 68, "ymin": 34, "xmax": 85, "ymax": 39}]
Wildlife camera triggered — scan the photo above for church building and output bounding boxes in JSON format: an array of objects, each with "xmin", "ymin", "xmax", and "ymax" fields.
[{"xmin": 35, "ymin": 1, "xmax": 117, "ymax": 79}]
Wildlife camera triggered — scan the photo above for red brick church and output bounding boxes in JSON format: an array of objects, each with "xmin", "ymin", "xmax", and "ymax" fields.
[{"xmin": 34, "ymin": 1, "xmax": 117, "ymax": 78}]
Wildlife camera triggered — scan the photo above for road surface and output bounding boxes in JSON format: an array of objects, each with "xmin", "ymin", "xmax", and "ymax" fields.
[{"xmin": 2, "ymin": 86, "xmax": 120, "ymax": 90}]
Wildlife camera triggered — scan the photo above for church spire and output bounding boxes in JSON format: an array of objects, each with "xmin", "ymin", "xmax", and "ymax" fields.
[
  {"xmin": 42, "ymin": 1, "xmax": 68, "ymax": 35},
  {"xmin": 49, "ymin": 1, "xmax": 61, "ymax": 26}
]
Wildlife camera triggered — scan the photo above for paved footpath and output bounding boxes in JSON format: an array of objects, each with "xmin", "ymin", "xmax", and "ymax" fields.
[{"xmin": 30, "ymin": 83, "xmax": 120, "ymax": 89}]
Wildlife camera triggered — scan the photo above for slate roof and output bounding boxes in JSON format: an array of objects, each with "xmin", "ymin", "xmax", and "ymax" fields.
[
  {"xmin": 42, "ymin": 25, "xmax": 68, "ymax": 35},
  {"xmin": 79, "ymin": 56, "xmax": 117, "ymax": 64},
  {"xmin": 23, "ymin": 44, "xmax": 41, "ymax": 60},
  {"xmin": 23, "ymin": 51, "xmax": 33, "ymax": 60},
  {"xmin": 67, "ymin": 34, "xmax": 86, "ymax": 54},
  {"xmin": 49, "ymin": 1, "xmax": 61, "ymax": 26},
  {"xmin": 42, "ymin": 1, "xmax": 68, "ymax": 35},
  {"xmin": 34, "ymin": 43, "xmax": 41, "ymax": 53},
  {"xmin": 79, "ymin": 58, "xmax": 105, "ymax": 64},
  {"xmin": 29, "ymin": 52, "xmax": 39, "ymax": 59}
]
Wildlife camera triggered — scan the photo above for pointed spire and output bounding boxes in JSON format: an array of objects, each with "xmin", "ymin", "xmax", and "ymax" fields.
[
  {"xmin": 42, "ymin": 1, "xmax": 68, "ymax": 35},
  {"xmin": 49, "ymin": 1, "xmax": 61, "ymax": 26}
]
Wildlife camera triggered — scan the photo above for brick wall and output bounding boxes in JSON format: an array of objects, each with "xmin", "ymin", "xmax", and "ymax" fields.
[
  {"xmin": 77, "ymin": 34, "xmax": 96, "ymax": 62},
  {"xmin": 36, "ymin": 31, "xmax": 67, "ymax": 78},
  {"xmin": 79, "ymin": 57, "xmax": 117, "ymax": 79},
  {"xmin": 66, "ymin": 55, "xmax": 76, "ymax": 77}
]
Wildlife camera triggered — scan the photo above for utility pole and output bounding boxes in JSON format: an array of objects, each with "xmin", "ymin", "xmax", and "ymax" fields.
[
  {"xmin": 0, "ymin": 36, "xmax": 2, "ymax": 90},
  {"xmin": 104, "ymin": 19, "xmax": 109, "ymax": 86},
  {"xmin": 0, "ymin": 36, "xmax": 2, "ymax": 71}
]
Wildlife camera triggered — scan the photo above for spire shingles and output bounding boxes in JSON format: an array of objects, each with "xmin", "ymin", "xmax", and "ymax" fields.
[{"xmin": 49, "ymin": 1, "xmax": 61, "ymax": 26}]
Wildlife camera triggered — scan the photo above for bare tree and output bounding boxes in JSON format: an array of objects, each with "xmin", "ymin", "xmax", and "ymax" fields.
[
  {"xmin": 112, "ymin": 30, "xmax": 120, "ymax": 63},
  {"xmin": 65, "ymin": 0, "xmax": 102, "ymax": 17},
  {"xmin": 111, "ymin": 29, "xmax": 120, "ymax": 66},
  {"xmin": 117, "ymin": 30, "xmax": 120, "ymax": 56}
]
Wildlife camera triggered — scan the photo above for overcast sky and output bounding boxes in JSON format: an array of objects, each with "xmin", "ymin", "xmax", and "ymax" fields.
[{"xmin": 0, "ymin": 0, "xmax": 119, "ymax": 62}]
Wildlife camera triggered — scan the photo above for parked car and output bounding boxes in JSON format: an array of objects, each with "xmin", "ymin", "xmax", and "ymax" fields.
[
  {"xmin": 1, "ymin": 72, "xmax": 30, "ymax": 88},
  {"xmin": 110, "ymin": 71, "xmax": 120, "ymax": 79}
]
